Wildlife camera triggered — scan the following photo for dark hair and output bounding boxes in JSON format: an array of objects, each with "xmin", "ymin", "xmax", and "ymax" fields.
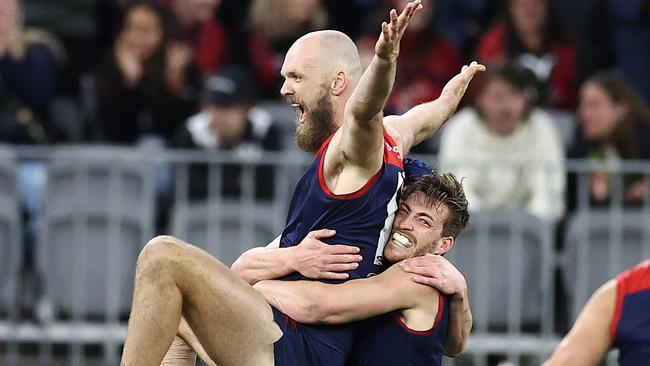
[
  {"xmin": 483, "ymin": 62, "xmax": 537, "ymax": 93},
  {"xmin": 586, "ymin": 70, "xmax": 650, "ymax": 159},
  {"xmin": 502, "ymin": 0, "xmax": 570, "ymax": 56},
  {"xmin": 401, "ymin": 171, "xmax": 470, "ymax": 239},
  {"xmin": 120, "ymin": 1, "xmax": 175, "ymax": 68},
  {"xmin": 475, "ymin": 62, "xmax": 537, "ymax": 116}
]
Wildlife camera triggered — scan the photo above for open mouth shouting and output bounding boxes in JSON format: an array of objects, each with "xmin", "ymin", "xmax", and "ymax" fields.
[{"xmin": 289, "ymin": 100, "xmax": 306, "ymax": 124}]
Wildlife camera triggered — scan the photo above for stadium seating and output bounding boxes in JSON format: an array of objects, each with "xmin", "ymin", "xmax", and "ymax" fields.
[
  {"xmin": 171, "ymin": 198, "xmax": 285, "ymax": 266},
  {"xmin": 563, "ymin": 208, "xmax": 650, "ymax": 322},
  {"xmin": 447, "ymin": 211, "xmax": 556, "ymax": 335},
  {"xmin": 36, "ymin": 146, "xmax": 156, "ymax": 320},
  {"xmin": 0, "ymin": 145, "xmax": 21, "ymax": 321}
]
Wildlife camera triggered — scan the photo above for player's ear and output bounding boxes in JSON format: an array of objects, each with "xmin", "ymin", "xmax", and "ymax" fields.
[
  {"xmin": 331, "ymin": 70, "xmax": 347, "ymax": 96},
  {"xmin": 439, "ymin": 236, "xmax": 454, "ymax": 254}
]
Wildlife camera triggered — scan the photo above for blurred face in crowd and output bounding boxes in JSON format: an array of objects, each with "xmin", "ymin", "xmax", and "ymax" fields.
[
  {"xmin": 121, "ymin": 5, "xmax": 164, "ymax": 61},
  {"xmin": 397, "ymin": 0, "xmax": 433, "ymax": 33},
  {"xmin": 286, "ymin": 0, "xmax": 321, "ymax": 23},
  {"xmin": 383, "ymin": 192, "xmax": 453, "ymax": 263},
  {"xmin": 0, "ymin": 0, "xmax": 19, "ymax": 36},
  {"xmin": 174, "ymin": 0, "xmax": 220, "ymax": 25},
  {"xmin": 476, "ymin": 76, "xmax": 529, "ymax": 136},
  {"xmin": 509, "ymin": 0, "xmax": 548, "ymax": 35},
  {"xmin": 578, "ymin": 81, "xmax": 628, "ymax": 142},
  {"xmin": 206, "ymin": 104, "xmax": 249, "ymax": 148},
  {"xmin": 281, "ymin": 38, "xmax": 336, "ymax": 153}
]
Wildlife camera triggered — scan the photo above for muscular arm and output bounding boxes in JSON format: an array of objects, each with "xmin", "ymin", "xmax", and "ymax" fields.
[
  {"xmin": 231, "ymin": 230, "xmax": 361, "ymax": 285},
  {"xmin": 330, "ymin": 2, "xmax": 421, "ymax": 172},
  {"xmin": 543, "ymin": 280, "xmax": 615, "ymax": 366},
  {"xmin": 400, "ymin": 254, "xmax": 472, "ymax": 357},
  {"xmin": 231, "ymin": 234, "xmax": 292, "ymax": 284},
  {"xmin": 444, "ymin": 289, "xmax": 472, "ymax": 357},
  {"xmin": 253, "ymin": 264, "xmax": 431, "ymax": 324},
  {"xmin": 385, "ymin": 62, "xmax": 485, "ymax": 155}
]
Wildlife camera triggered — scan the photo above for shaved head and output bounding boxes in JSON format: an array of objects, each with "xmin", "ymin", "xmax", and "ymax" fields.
[
  {"xmin": 280, "ymin": 30, "xmax": 364, "ymax": 153},
  {"xmin": 290, "ymin": 30, "xmax": 363, "ymax": 85}
]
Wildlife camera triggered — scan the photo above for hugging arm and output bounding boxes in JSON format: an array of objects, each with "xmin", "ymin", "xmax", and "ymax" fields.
[
  {"xmin": 232, "ymin": 230, "xmax": 361, "ymax": 284},
  {"xmin": 254, "ymin": 264, "xmax": 429, "ymax": 324},
  {"xmin": 400, "ymin": 254, "xmax": 472, "ymax": 357}
]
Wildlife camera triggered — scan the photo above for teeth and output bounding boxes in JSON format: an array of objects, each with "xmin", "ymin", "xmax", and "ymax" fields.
[
  {"xmin": 392, "ymin": 232, "xmax": 412, "ymax": 248},
  {"xmin": 291, "ymin": 103, "xmax": 300, "ymax": 107}
]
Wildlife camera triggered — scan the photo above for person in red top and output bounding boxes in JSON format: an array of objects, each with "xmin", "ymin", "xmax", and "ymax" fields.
[
  {"xmin": 158, "ymin": 0, "xmax": 227, "ymax": 76},
  {"xmin": 545, "ymin": 260, "xmax": 650, "ymax": 365},
  {"xmin": 476, "ymin": 0, "xmax": 578, "ymax": 109},
  {"xmin": 357, "ymin": 0, "xmax": 463, "ymax": 115}
]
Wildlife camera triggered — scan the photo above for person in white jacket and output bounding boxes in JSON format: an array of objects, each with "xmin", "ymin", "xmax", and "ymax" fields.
[{"xmin": 439, "ymin": 63, "xmax": 565, "ymax": 222}]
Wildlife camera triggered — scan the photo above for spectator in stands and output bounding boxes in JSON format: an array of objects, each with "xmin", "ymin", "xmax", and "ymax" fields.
[
  {"xmin": 247, "ymin": 0, "xmax": 328, "ymax": 72},
  {"xmin": 162, "ymin": 0, "xmax": 226, "ymax": 76},
  {"xmin": 173, "ymin": 66, "xmax": 281, "ymax": 201},
  {"xmin": 94, "ymin": 2, "xmax": 200, "ymax": 145},
  {"xmin": 0, "ymin": 0, "xmax": 64, "ymax": 144},
  {"xmin": 439, "ymin": 63, "xmax": 565, "ymax": 222},
  {"xmin": 476, "ymin": 0, "xmax": 578, "ymax": 110},
  {"xmin": 356, "ymin": 0, "xmax": 463, "ymax": 116},
  {"xmin": 569, "ymin": 71, "xmax": 650, "ymax": 206}
]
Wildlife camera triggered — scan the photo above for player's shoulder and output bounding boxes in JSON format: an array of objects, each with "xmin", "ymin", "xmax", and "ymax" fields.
[
  {"xmin": 381, "ymin": 264, "xmax": 440, "ymax": 301},
  {"xmin": 616, "ymin": 260, "xmax": 650, "ymax": 295}
]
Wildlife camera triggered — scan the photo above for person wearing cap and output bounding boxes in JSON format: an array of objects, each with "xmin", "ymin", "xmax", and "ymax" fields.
[{"xmin": 173, "ymin": 65, "xmax": 281, "ymax": 200}]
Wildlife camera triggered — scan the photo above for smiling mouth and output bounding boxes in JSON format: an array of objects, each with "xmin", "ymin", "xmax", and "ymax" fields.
[{"xmin": 392, "ymin": 232, "xmax": 414, "ymax": 249}]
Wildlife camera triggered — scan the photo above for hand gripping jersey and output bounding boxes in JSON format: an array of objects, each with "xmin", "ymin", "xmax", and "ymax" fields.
[
  {"xmin": 280, "ymin": 128, "xmax": 405, "ymax": 280},
  {"xmin": 273, "ymin": 128, "xmax": 404, "ymax": 366},
  {"xmin": 347, "ymin": 295, "xmax": 450, "ymax": 366},
  {"xmin": 610, "ymin": 260, "xmax": 650, "ymax": 365}
]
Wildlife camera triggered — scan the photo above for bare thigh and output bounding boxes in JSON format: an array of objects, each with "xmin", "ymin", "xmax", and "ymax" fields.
[{"xmin": 140, "ymin": 236, "xmax": 281, "ymax": 366}]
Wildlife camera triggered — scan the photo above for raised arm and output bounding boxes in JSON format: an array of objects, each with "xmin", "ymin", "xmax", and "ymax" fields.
[
  {"xmin": 253, "ymin": 264, "xmax": 431, "ymax": 324},
  {"xmin": 332, "ymin": 1, "xmax": 422, "ymax": 170},
  {"xmin": 543, "ymin": 280, "xmax": 615, "ymax": 366},
  {"xmin": 400, "ymin": 254, "xmax": 472, "ymax": 357},
  {"xmin": 385, "ymin": 62, "xmax": 485, "ymax": 155},
  {"xmin": 231, "ymin": 229, "xmax": 361, "ymax": 284}
]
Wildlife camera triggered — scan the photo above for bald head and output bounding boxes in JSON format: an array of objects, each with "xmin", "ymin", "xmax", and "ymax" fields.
[{"xmin": 289, "ymin": 30, "xmax": 363, "ymax": 86}]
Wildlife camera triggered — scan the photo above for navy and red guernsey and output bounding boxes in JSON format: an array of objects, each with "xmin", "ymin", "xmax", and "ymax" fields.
[
  {"xmin": 273, "ymin": 128, "xmax": 405, "ymax": 366},
  {"xmin": 610, "ymin": 260, "xmax": 650, "ymax": 365},
  {"xmin": 347, "ymin": 295, "xmax": 450, "ymax": 366}
]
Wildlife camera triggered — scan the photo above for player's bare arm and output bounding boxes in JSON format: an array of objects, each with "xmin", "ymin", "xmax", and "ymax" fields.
[
  {"xmin": 231, "ymin": 229, "xmax": 362, "ymax": 284},
  {"xmin": 543, "ymin": 280, "xmax": 615, "ymax": 366},
  {"xmin": 385, "ymin": 61, "xmax": 486, "ymax": 155},
  {"xmin": 254, "ymin": 264, "xmax": 439, "ymax": 330},
  {"xmin": 325, "ymin": 1, "xmax": 422, "ymax": 189},
  {"xmin": 400, "ymin": 254, "xmax": 472, "ymax": 356}
]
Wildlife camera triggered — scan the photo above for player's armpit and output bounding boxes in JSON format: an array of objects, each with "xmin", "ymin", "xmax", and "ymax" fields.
[{"xmin": 543, "ymin": 280, "xmax": 616, "ymax": 366}]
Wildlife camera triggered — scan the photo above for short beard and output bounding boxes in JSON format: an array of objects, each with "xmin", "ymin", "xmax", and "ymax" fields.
[{"xmin": 295, "ymin": 92, "xmax": 336, "ymax": 154}]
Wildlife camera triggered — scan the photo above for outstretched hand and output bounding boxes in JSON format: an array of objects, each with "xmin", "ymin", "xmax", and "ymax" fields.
[
  {"xmin": 438, "ymin": 61, "xmax": 486, "ymax": 116},
  {"xmin": 375, "ymin": 0, "xmax": 423, "ymax": 62}
]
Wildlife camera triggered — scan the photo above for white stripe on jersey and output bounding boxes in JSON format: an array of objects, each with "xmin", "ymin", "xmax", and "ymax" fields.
[{"xmin": 373, "ymin": 171, "xmax": 405, "ymax": 266}]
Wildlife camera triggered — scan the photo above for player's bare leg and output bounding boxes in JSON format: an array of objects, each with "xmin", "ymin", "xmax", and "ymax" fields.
[{"xmin": 120, "ymin": 235, "xmax": 282, "ymax": 366}]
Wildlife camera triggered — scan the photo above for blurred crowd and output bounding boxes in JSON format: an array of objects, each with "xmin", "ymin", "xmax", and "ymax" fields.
[{"xmin": 1, "ymin": 0, "xmax": 650, "ymax": 222}]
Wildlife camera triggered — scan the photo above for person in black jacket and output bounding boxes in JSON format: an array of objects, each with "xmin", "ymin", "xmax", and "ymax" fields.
[
  {"xmin": 94, "ymin": 1, "xmax": 200, "ymax": 144},
  {"xmin": 173, "ymin": 66, "xmax": 281, "ymax": 201}
]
